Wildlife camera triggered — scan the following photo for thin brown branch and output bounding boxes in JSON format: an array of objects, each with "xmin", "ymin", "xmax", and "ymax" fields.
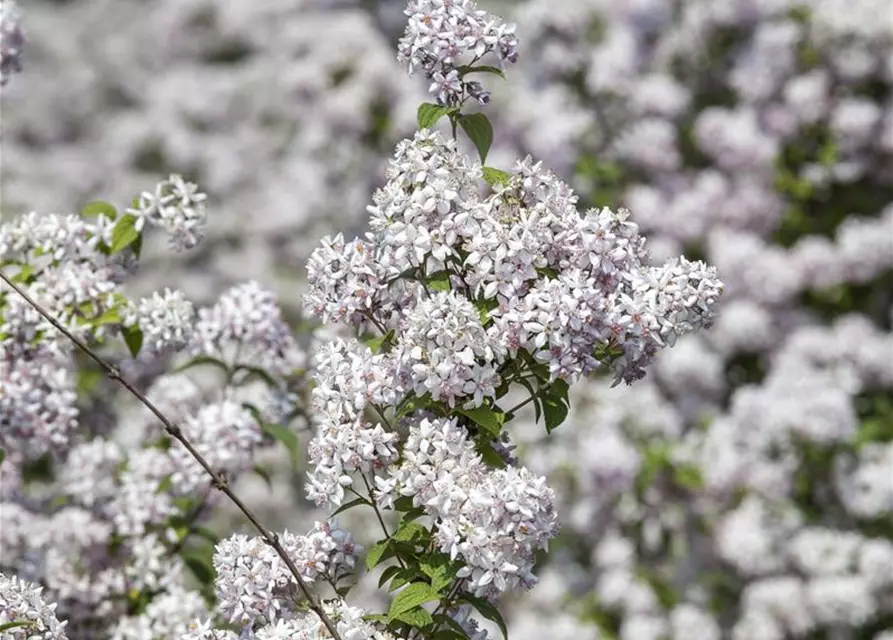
[{"xmin": 0, "ymin": 271, "xmax": 344, "ymax": 640}]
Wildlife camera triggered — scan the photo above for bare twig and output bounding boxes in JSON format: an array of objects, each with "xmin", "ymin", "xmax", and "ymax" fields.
[{"xmin": 0, "ymin": 271, "xmax": 344, "ymax": 640}]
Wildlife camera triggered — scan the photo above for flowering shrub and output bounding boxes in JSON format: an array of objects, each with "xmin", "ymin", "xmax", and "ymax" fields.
[
  {"xmin": 9, "ymin": 0, "xmax": 891, "ymax": 639},
  {"xmin": 0, "ymin": 1, "xmax": 726, "ymax": 639}
]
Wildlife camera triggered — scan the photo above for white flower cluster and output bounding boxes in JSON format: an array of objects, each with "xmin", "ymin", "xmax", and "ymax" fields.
[
  {"xmin": 1, "ymin": 177, "xmax": 315, "ymax": 639},
  {"xmin": 183, "ymin": 598, "xmax": 402, "ymax": 640},
  {"xmin": 167, "ymin": 400, "xmax": 263, "ymax": 494},
  {"xmin": 0, "ymin": 0, "xmax": 23, "ymax": 87},
  {"xmin": 191, "ymin": 281, "xmax": 305, "ymax": 377},
  {"xmin": 123, "ymin": 288, "xmax": 195, "ymax": 357},
  {"xmin": 0, "ymin": 573, "xmax": 69, "ymax": 640},
  {"xmin": 212, "ymin": 522, "xmax": 361, "ymax": 628},
  {"xmin": 381, "ymin": 416, "xmax": 559, "ymax": 598},
  {"xmin": 126, "ymin": 174, "xmax": 208, "ymax": 251},
  {"xmin": 110, "ymin": 586, "xmax": 210, "ymax": 640},
  {"xmin": 398, "ymin": 0, "xmax": 519, "ymax": 105},
  {"xmin": 307, "ymin": 130, "xmax": 722, "ymax": 389},
  {"xmin": 0, "ymin": 213, "xmax": 122, "ymax": 459}
]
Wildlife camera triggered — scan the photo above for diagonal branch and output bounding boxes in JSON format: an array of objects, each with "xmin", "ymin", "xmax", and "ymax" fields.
[{"xmin": 0, "ymin": 271, "xmax": 344, "ymax": 640}]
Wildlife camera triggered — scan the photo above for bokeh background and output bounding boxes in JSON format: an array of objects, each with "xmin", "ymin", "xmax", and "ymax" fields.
[{"xmin": 2, "ymin": 1, "xmax": 892, "ymax": 639}]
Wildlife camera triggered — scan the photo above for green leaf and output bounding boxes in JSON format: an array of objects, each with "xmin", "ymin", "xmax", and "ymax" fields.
[
  {"xmin": 458, "ymin": 64, "xmax": 506, "ymax": 79},
  {"xmin": 174, "ymin": 355, "xmax": 232, "ymax": 376},
  {"xmin": 191, "ymin": 526, "xmax": 219, "ymax": 544},
  {"xmin": 331, "ymin": 496, "xmax": 370, "ymax": 517},
  {"xmin": 93, "ymin": 308, "xmax": 122, "ymax": 326},
  {"xmin": 435, "ymin": 614, "xmax": 473, "ymax": 639},
  {"xmin": 388, "ymin": 582, "xmax": 440, "ymax": 620},
  {"xmin": 475, "ymin": 440, "xmax": 507, "ymax": 469},
  {"xmin": 541, "ymin": 379, "xmax": 570, "ymax": 434},
  {"xmin": 81, "ymin": 200, "xmax": 117, "ymax": 219},
  {"xmin": 387, "ymin": 567, "xmax": 416, "ymax": 592},
  {"xmin": 121, "ymin": 324, "xmax": 143, "ymax": 358},
  {"xmin": 11, "ymin": 264, "xmax": 35, "ymax": 284},
  {"xmin": 393, "ymin": 495, "xmax": 417, "ymax": 512},
  {"xmin": 420, "ymin": 555, "xmax": 457, "ymax": 593},
  {"xmin": 262, "ymin": 424, "xmax": 300, "ymax": 463},
  {"xmin": 459, "ymin": 593, "xmax": 509, "ymax": 640},
  {"xmin": 364, "ymin": 614, "xmax": 390, "ymax": 624},
  {"xmin": 392, "ymin": 520, "xmax": 428, "ymax": 544},
  {"xmin": 366, "ymin": 540, "xmax": 391, "ymax": 570},
  {"xmin": 425, "ymin": 270, "xmax": 452, "ymax": 292},
  {"xmin": 181, "ymin": 546, "xmax": 215, "ymax": 586},
  {"xmin": 233, "ymin": 363, "xmax": 278, "ymax": 387},
  {"xmin": 458, "ymin": 113, "xmax": 494, "ymax": 163},
  {"xmin": 481, "ymin": 167, "xmax": 512, "ymax": 187},
  {"xmin": 0, "ymin": 622, "xmax": 35, "ymax": 632},
  {"xmin": 155, "ymin": 474, "xmax": 173, "ymax": 495},
  {"xmin": 418, "ymin": 103, "xmax": 456, "ymax": 129},
  {"xmin": 673, "ymin": 464, "xmax": 704, "ymax": 491},
  {"xmin": 366, "ymin": 330, "xmax": 395, "ymax": 354},
  {"xmin": 542, "ymin": 395, "xmax": 569, "ymax": 433},
  {"xmin": 396, "ymin": 393, "xmax": 434, "ymax": 419},
  {"xmin": 110, "ymin": 214, "xmax": 141, "ymax": 254},
  {"xmin": 457, "ymin": 405, "xmax": 505, "ymax": 439},
  {"xmin": 394, "ymin": 606, "xmax": 434, "ymax": 628},
  {"xmin": 379, "ymin": 565, "xmax": 403, "ymax": 589},
  {"xmin": 473, "ymin": 297, "xmax": 499, "ymax": 326},
  {"xmin": 535, "ymin": 266, "xmax": 559, "ymax": 280},
  {"xmin": 0, "ymin": 448, "xmax": 5, "ymax": 468}
]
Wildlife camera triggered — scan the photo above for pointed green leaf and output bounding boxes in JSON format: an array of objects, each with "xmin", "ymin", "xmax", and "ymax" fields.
[
  {"xmin": 459, "ymin": 593, "xmax": 509, "ymax": 640},
  {"xmin": 366, "ymin": 539, "xmax": 391, "ymax": 570},
  {"xmin": 378, "ymin": 565, "xmax": 402, "ymax": 589},
  {"xmin": 457, "ymin": 405, "xmax": 505, "ymax": 439},
  {"xmin": 542, "ymin": 395, "xmax": 569, "ymax": 434},
  {"xmin": 122, "ymin": 324, "xmax": 143, "ymax": 358},
  {"xmin": 365, "ymin": 330, "xmax": 395, "ymax": 354},
  {"xmin": 181, "ymin": 547, "xmax": 215, "ymax": 586},
  {"xmin": 481, "ymin": 167, "xmax": 512, "ymax": 187},
  {"xmin": 392, "ymin": 520, "xmax": 428, "ymax": 543},
  {"xmin": 155, "ymin": 474, "xmax": 173, "ymax": 495},
  {"xmin": 81, "ymin": 200, "xmax": 117, "ymax": 219},
  {"xmin": 458, "ymin": 113, "xmax": 493, "ymax": 163},
  {"xmin": 110, "ymin": 214, "xmax": 141, "ymax": 254},
  {"xmin": 388, "ymin": 582, "xmax": 440, "ymax": 619},
  {"xmin": 0, "ymin": 622, "xmax": 34, "ymax": 632},
  {"xmin": 425, "ymin": 270, "xmax": 452, "ymax": 292},
  {"xmin": 394, "ymin": 606, "xmax": 434, "ymax": 628},
  {"xmin": 331, "ymin": 496, "xmax": 369, "ymax": 517},
  {"xmin": 457, "ymin": 64, "xmax": 506, "ymax": 79},
  {"xmin": 475, "ymin": 439, "xmax": 507, "ymax": 469},
  {"xmin": 418, "ymin": 103, "xmax": 456, "ymax": 129},
  {"xmin": 174, "ymin": 355, "xmax": 231, "ymax": 376}
]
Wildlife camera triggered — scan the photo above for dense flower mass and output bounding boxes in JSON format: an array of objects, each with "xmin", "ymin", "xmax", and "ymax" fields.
[
  {"xmin": 302, "ymin": 123, "xmax": 721, "ymax": 611},
  {"xmin": 398, "ymin": 0, "xmax": 519, "ymax": 105},
  {"xmin": 213, "ymin": 522, "xmax": 360, "ymax": 627},
  {"xmin": 8, "ymin": 0, "xmax": 891, "ymax": 638},
  {"xmin": 307, "ymin": 129, "xmax": 722, "ymax": 389},
  {"xmin": 380, "ymin": 416, "xmax": 559, "ymax": 598},
  {"xmin": 0, "ymin": 573, "xmax": 69, "ymax": 639}
]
